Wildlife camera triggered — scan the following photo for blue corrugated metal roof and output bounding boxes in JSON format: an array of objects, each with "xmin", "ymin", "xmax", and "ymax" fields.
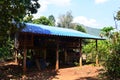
[{"xmin": 21, "ymin": 23, "xmax": 104, "ymax": 39}]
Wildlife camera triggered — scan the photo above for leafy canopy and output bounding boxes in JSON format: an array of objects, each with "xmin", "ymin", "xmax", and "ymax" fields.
[
  {"xmin": 48, "ymin": 15, "xmax": 56, "ymax": 26},
  {"xmin": 0, "ymin": 0, "xmax": 40, "ymax": 44},
  {"xmin": 116, "ymin": 10, "xmax": 120, "ymax": 20},
  {"xmin": 75, "ymin": 25, "xmax": 86, "ymax": 33},
  {"xmin": 83, "ymin": 40, "xmax": 109, "ymax": 62},
  {"xmin": 32, "ymin": 16, "xmax": 54, "ymax": 26},
  {"xmin": 100, "ymin": 26, "xmax": 114, "ymax": 37},
  {"xmin": 0, "ymin": 0, "xmax": 40, "ymax": 60}
]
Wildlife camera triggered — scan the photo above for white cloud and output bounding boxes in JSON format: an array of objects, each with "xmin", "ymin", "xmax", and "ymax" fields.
[
  {"xmin": 46, "ymin": 0, "xmax": 71, "ymax": 6},
  {"xmin": 95, "ymin": 0, "xmax": 108, "ymax": 4},
  {"xmin": 33, "ymin": 1, "xmax": 49, "ymax": 18},
  {"xmin": 33, "ymin": 0, "xmax": 71, "ymax": 18},
  {"xmin": 73, "ymin": 16, "xmax": 101, "ymax": 28}
]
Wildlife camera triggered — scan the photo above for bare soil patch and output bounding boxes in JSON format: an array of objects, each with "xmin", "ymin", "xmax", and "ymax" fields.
[
  {"xmin": 52, "ymin": 65, "xmax": 103, "ymax": 80},
  {"xmin": 0, "ymin": 61, "xmax": 103, "ymax": 80}
]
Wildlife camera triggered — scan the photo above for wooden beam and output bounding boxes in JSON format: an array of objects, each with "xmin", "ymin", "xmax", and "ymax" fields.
[
  {"xmin": 55, "ymin": 40, "xmax": 59, "ymax": 71},
  {"xmin": 95, "ymin": 39, "xmax": 99, "ymax": 66},
  {"xmin": 79, "ymin": 39, "xmax": 82, "ymax": 67}
]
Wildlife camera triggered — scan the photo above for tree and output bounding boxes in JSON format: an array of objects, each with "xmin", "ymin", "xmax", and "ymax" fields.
[
  {"xmin": 104, "ymin": 32, "xmax": 120, "ymax": 80},
  {"xmin": 75, "ymin": 24, "xmax": 86, "ymax": 33},
  {"xmin": 0, "ymin": 36, "xmax": 14, "ymax": 60},
  {"xmin": 100, "ymin": 26, "xmax": 114, "ymax": 38},
  {"xmin": 57, "ymin": 11, "xmax": 73, "ymax": 28},
  {"xmin": 33, "ymin": 16, "xmax": 54, "ymax": 26},
  {"xmin": 116, "ymin": 10, "xmax": 120, "ymax": 20},
  {"xmin": 48, "ymin": 15, "xmax": 56, "ymax": 26},
  {"xmin": 0, "ymin": 0, "xmax": 40, "ymax": 45},
  {"xmin": 0, "ymin": 0, "xmax": 40, "ymax": 60},
  {"xmin": 23, "ymin": 15, "xmax": 34, "ymax": 23},
  {"xmin": 83, "ymin": 40, "xmax": 109, "ymax": 64}
]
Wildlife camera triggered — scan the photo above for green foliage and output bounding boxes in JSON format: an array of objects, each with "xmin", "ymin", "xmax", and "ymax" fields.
[
  {"xmin": 105, "ymin": 53, "xmax": 120, "ymax": 79},
  {"xmin": 83, "ymin": 40, "xmax": 95, "ymax": 54},
  {"xmin": 74, "ymin": 62, "xmax": 79, "ymax": 66},
  {"xmin": 103, "ymin": 32, "xmax": 120, "ymax": 79},
  {"xmin": 48, "ymin": 15, "xmax": 56, "ymax": 26},
  {"xmin": 101, "ymin": 26, "xmax": 114, "ymax": 33},
  {"xmin": 33, "ymin": 16, "xmax": 54, "ymax": 26},
  {"xmin": 75, "ymin": 25, "xmax": 86, "ymax": 33},
  {"xmin": 97, "ymin": 41, "xmax": 110, "ymax": 64},
  {"xmin": 0, "ymin": 0, "xmax": 40, "ymax": 44},
  {"xmin": 116, "ymin": 10, "xmax": 120, "ymax": 20},
  {"xmin": 23, "ymin": 15, "xmax": 33, "ymax": 23},
  {"xmin": 0, "ymin": 37, "xmax": 14, "ymax": 60},
  {"xmin": 83, "ymin": 40, "xmax": 96, "ymax": 62},
  {"xmin": 83, "ymin": 40, "xmax": 110, "ymax": 62},
  {"xmin": 0, "ymin": 0, "xmax": 40, "ymax": 59},
  {"xmin": 100, "ymin": 26, "xmax": 114, "ymax": 37}
]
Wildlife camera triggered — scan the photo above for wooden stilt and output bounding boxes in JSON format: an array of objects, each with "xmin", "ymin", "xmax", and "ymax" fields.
[
  {"xmin": 14, "ymin": 33, "xmax": 19, "ymax": 64},
  {"xmin": 35, "ymin": 58, "xmax": 41, "ymax": 70},
  {"xmin": 15, "ymin": 50, "xmax": 18, "ymax": 64},
  {"xmin": 95, "ymin": 40, "xmax": 99, "ymax": 66},
  {"xmin": 55, "ymin": 41, "xmax": 59, "ymax": 71},
  {"xmin": 64, "ymin": 48, "xmax": 67, "ymax": 64},
  {"xmin": 23, "ymin": 49, "xmax": 27, "ymax": 74},
  {"xmin": 79, "ymin": 39, "xmax": 82, "ymax": 67},
  {"xmin": 43, "ymin": 48, "xmax": 46, "ymax": 60}
]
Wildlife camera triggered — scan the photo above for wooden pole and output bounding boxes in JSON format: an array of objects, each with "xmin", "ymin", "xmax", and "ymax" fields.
[
  {"xmin": 23, "ymin": 48, "xmax": 27, "ymax": 74},
  {"xmin": 64, "ymin": 48, "xmax": 67, "ymax": 64},
  {"xmin": 79, "ymin": 39, "xmax": 82, "ymax": 67},
  {"xmin": 95, "ymin": 39, "xmax": 99, "ymax": 66},
  {"xmin": 23, "ymin": 33, "xmax": 27, "ymax": 74},
  {"xmin": 55, "ymin": 40, "xmax": 59, "ymax": 71},
  {"xmin": 14, "ymin": 50, "xmax": 18, "ymax": 64},
  {"xmin": 43, "ymin": 42, "xmax": 47, "ymax": 60},
  {"xmin": 14, "ymin": 33, "xmax": 19, "ymax": 64},
  {"xmin": 43, "ymin": 48, "xmax": 46, "ymax": 60}
]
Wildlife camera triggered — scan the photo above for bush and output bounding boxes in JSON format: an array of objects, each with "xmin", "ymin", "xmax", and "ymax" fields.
[
  {"xmin": 104, "ymin": 32, "xmax": 120, "ymax": 80},
  {"xmin": 0, "ymin": 37, "xmax": 14, "ymax": 60},
  {"xmin": 105, "ymin": 53, "xmax": 120, "ymax": 79}
]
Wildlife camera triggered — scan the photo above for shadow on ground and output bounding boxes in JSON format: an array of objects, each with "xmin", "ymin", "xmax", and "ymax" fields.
[
  {"xmin": 0, "ymin": 64, "xmax": 22, "ymax": 79},
  {"xmin": 75, "ymin": 77, "xmax": 98, "ymax": 80},
  {"xmin": 0, "ymin": 62, "xmax": 59, "ymax": 80},
  {"xmin": 26, "ymin": 69, "xmax": 59, "ymax": 80}
]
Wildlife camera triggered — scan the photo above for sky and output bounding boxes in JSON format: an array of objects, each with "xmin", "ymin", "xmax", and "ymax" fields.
[{"xmin": 33, "ymin": 0, "xmax": 120, "ymax": 29}]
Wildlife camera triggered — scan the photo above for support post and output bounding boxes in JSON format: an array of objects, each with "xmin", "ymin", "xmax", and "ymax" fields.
[
  {"xmin": 64, "ymin": 48, "xmax": 67, "ymax": 64},
  {"xmin": 43, "ymin": 42, "xmax": 47, "ymax": 60},
  {"xmin": 43, "ymin": 48, "xmax": 46, "ymax": 60},
  {"xmin": 15, "ymin": 50, "xmax": 18, "ymax": 64},
  {"xmin": 55, "ymin": 41, "xmax": 59, "ymax": 71},
  {"xmin": 95, "ymin": 39, "xmax": 99, "ymax": 66},
  {"xmin": 14, "ymin": 33, "xmax": 19, "ymax": 64},
  {"xmin": 79, "ymin": 39, "xmax": 82, "ymax": 67},
  {"xmin": 23, "ymin": 48, "xmax": 27, "ymax": 74}
]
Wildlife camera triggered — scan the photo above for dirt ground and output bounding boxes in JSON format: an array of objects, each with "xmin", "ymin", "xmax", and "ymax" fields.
[
  {"xmin": 51, "ymin": 65, "xmax": 103, "ymax": 80},
  {"xmin": 0, "ymin": 61, "xmax": 103, "ymax": 80}
]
